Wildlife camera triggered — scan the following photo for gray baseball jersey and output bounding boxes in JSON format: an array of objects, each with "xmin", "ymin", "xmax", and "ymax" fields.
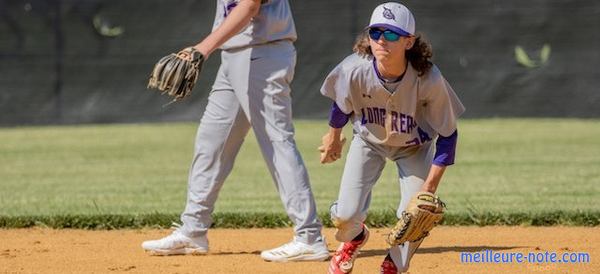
[
  {"xmin": 213, "ymin": 0, "xmax": 297, "ymax": 50},
  {"xmin": 323, "ymin": 53, "xmax": 465, "ymax": 271},
  {"xmin": 321, "ymin": 53, "xmax": 465, "ymax": 147}
]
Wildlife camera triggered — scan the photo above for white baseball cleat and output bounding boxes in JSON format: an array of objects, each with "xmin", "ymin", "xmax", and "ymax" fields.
[
  {"xmin": 142, "ymin": 224, "xmax": 208, "ymax": 256},
  {"xmin": 261, "ymin": 237, "xmax": 330, "ymax": 262}
]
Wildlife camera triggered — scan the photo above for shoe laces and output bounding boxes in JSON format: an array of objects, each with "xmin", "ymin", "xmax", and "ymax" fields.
[
  {"xmin": 278, "ymin": 239, "xmax": 305, "ymax": 253},
  {"xmin": 335, "ymin": 239, "xmax": 362, "ymax": 264},
  {"xmin": 159, "ymin": 222, "xmax": 185, "ymax": 242}
]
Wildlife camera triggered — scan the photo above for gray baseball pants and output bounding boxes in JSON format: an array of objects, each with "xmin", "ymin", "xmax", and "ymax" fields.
[
  {"xmin": 179, "ymin": 40, "xmax": 323, "ymax": 244},
  {"xmin": 330, "ymin": 134, "xmax": 435, "ymax": 271}
]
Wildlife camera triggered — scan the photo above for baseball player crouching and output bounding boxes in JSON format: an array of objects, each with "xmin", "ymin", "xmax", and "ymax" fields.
[{"xmin": 318, "ymin": 2, "xmax": 465, "ymax": 273}]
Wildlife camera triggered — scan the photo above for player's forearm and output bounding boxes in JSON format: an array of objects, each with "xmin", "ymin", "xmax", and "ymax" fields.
[
  {"xmin": 328, "ymin": 127, "xmax": 343, "ymax": 139},
  {"xmin": 422, "ymin": 164, "xmax": 446, "ymax": 193},
  {"xmin": 423, "ymin": 130, "xmax": 458, "ymax": 193},
  {"xmin": 194, "ymin": 0, "xmax": 261, "ymax": 56}
]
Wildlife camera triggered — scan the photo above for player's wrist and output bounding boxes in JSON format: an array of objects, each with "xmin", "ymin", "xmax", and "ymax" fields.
[
  {"xmin": 192, "ymin": 43, "xmax": 212, "ymax": 58},
  {"xmin": 420, "ymin": 183, "xmax": 437, "ymax": 194},
  {"xmin": 328, "ymin": 127, "xmax": 343, "ymax": 137}
]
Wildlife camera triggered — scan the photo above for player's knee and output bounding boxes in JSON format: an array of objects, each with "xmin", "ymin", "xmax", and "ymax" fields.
[
  {"xmin": 330, "ymin": 203, "xmax": 364, "ymax": 242},
  {"xmin": 330, "ymin": 202, "xmax": 362, "ymax": 225}
]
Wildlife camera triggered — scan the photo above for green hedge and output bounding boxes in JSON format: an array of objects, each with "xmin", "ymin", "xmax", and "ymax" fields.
[{"xmin": 1, "ymin": 211, "xmax": 598, "ymax": 229}]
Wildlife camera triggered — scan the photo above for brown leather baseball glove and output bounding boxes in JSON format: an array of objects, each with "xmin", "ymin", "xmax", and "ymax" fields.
[{"xmin": 147, "ymin": 47, "xmax": 205, "ymax": 101}]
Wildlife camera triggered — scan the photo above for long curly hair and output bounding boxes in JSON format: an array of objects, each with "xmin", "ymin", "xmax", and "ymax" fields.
[{"xmin": 353, "ymin": 30, "xmax": 433, "ymax": 76}]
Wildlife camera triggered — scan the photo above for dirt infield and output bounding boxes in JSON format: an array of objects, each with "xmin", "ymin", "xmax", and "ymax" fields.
[{"xmin": 1, "ymin": 227, "xmax": 598, "ymax": 273}]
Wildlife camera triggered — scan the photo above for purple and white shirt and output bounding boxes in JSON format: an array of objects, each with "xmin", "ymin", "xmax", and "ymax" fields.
[{"xmin": 322, "ymin": 53, "xmax": 465, "ymax": 165}]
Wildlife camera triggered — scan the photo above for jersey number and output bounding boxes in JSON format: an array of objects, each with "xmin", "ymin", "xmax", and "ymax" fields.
[{"xmin": 405, "ymin": 127, "xmax": 432, "ymax": 146}]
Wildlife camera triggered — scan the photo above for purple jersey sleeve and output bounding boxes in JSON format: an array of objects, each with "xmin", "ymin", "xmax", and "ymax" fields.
[
  {"xmin": 433, "ymin": 130, "xmax": 458, "ymax": 166},
  {"xmin": 329, "ymin": 102, "xmax": 352, "ymax": 128}
]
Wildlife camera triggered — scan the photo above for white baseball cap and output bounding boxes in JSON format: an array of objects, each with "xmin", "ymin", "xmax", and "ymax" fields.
[{"xmin": 368, "ymin": 2, "xmax": 415, "ymax": 36}]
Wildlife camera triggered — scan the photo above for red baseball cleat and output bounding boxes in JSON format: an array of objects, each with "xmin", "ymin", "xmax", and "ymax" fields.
[
  {"xmin": 380, "ymin": 255, "xmax": 399, "ymax": 274},
  {"xmin": 328, "ymin": 225, "xmax": 370, "ymax": 274}
]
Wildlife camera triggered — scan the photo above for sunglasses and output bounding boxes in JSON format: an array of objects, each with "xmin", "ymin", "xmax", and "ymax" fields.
[{"xmin": 368, "ymin": 28, "xmax": 405, "ymax": 42}]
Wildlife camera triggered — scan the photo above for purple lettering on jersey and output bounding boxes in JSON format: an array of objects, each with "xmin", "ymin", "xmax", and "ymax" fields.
[
  {"xmin": 391, "ymin": 111, "xmax": 399, "ymax": 132},
  {"xmin": 374, "ymin": 107, "xmax": 385, "ymax": 127},
  {"xmin": 400, "ymin": 113, "xmax": 407, "ymax": 133},
  {"xmin": 360, "ymin": 108, "xmax": 419, "ymax": 138},
  {"xmin": 407, "ymin": 116, "xmax": 415, "ymax": 133},
  {"xmin": 417, "ymin": 127, "xmax": 432, "ymax": 144},
  {"xmin": 372, "ymin": 107, "xmax": 380, "ymax": 125},
  {"xmin": 361, "ymin": 108, "xmax": 367, "ymax": 125}
]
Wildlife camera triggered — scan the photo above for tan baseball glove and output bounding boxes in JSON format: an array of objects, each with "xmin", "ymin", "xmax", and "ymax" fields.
[
  {"xmin": 386, "ymin": 191, "xmax": 446, "ymax": 246},
  {"xmin": 147, "ymin": 47, "xmax": 205, "ymax": 101}
]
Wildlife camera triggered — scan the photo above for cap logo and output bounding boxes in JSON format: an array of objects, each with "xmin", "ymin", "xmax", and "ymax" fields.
[{"xmin": 382, "ymin": 6, "xmax": 395, "ymax": 20}]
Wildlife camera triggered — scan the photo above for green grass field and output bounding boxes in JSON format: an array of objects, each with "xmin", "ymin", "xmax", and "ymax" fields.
[{"xmin": 1, "ymin": 119, "xmax": 599, "ymax": 227}]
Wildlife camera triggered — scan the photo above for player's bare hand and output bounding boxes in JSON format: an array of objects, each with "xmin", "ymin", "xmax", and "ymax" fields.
[{"xmin": 318, "ymin": 131, "xmax": 346, "ymax": 164}]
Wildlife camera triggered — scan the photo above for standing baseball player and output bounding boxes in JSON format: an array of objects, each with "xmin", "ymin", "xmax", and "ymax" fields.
[
  {"xmin": 142, "ymin": 0, "xmax": 329, "ymax": 262},
  {"xmin": 319, "ymin": 2, "xmax": 465, "ymax": 273}
]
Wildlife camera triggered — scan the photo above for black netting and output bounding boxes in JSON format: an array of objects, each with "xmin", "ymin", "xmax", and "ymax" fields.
[{"xmin": 1, "ymin": 0, "xmax": 599, "ymax": 125}]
